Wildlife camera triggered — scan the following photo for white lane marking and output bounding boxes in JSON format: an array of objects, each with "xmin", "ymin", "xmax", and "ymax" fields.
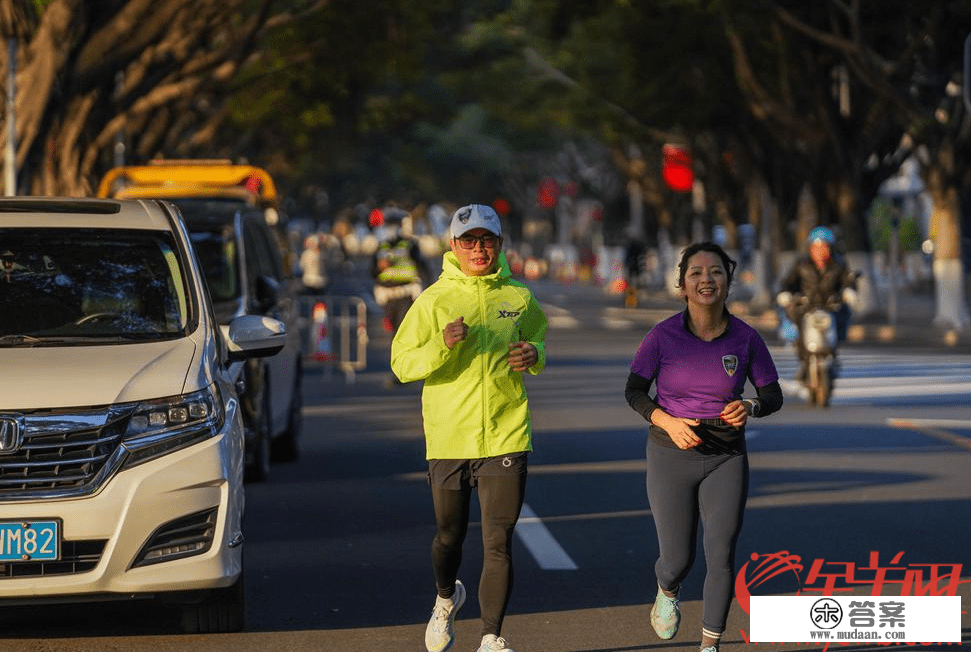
[
  {"xmin": 540, "ymin": 303, "xmax": 580, "ymax": 329},
  {"xmin": 515, "ymin": 503, "xmax": 578, "ymax": 570}
]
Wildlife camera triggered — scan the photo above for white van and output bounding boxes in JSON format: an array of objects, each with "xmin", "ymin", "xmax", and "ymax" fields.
[{"xmin": 0, "ymin": 197, "xmax": 285, "ymax": 632}]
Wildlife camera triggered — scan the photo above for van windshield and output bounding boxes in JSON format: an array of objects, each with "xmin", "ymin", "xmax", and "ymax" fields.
[{"xmin": 0, "ymin": 228, "xmax": 192, "ymax": 343}]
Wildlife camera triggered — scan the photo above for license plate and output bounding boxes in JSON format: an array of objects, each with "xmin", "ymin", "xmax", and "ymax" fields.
[{"xmin": 0, "ymin": 520, "xmax": 60, "ymax": 561}]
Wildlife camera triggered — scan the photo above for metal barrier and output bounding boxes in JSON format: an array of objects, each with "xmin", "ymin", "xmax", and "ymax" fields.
[{"xmin": 302, "ymin": 294, "xmax": 368, "ymax": 383}]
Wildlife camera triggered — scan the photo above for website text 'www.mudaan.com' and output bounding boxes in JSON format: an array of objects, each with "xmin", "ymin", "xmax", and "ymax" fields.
[{"xmin": 735, "ymin": 550, "xmax": 966, "ymax": 648}]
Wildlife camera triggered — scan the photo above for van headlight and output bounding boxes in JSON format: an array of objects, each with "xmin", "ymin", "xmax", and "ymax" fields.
[{"xmin": 121, "ymin": 385, "xmax": 225, "ymax": 468}]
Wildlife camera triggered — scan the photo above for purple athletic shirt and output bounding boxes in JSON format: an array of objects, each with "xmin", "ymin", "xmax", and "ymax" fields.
[{"xmin": 630, "ymin": 311, "xmax": 779, "ymax": 419}]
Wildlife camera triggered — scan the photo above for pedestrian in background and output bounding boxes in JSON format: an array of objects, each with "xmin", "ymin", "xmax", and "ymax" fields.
[
  {"xmin": 299, "ymin": 234, "xmax": 328, "ymax": 294},
  {"xmin": 372, "ymin": 216, "xmax": 428, "ymax": 336},
  {"xmin": 391, "ymin": 204, "xmax": 548, "ymax": 652},
  {"xmin": 625, "ymin": 242, "xmax": 783, "ymax": 652}
]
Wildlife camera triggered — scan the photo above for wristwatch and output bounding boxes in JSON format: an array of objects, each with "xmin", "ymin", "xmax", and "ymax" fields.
[{"xmin": 742, "ymin": 398, "xmax": 760, "ymax": 417}]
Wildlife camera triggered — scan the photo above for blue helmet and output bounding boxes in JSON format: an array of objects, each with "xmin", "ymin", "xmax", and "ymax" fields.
[{"xmin": 808, "ymin": 226, "xmax": 835, "ymax": 245}]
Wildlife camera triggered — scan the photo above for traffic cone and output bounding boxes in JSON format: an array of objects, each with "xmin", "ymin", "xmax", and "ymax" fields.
[{"xmin": 311, "ymin": 301, "xmax": 335, "ymax": 361}]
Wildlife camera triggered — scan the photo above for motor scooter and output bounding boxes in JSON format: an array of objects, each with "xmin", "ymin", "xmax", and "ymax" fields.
[{"xmin": 777, "ymin": 292, "xmax": 839, "ymax": 407}]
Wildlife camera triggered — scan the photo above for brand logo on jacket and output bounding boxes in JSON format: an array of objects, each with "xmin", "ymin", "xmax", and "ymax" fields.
[{"xmin": 722, "ymin": 355, "xmax": 738, "ymax": 377}]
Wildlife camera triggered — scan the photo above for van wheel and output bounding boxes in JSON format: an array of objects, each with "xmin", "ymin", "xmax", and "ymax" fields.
[{"xmin": 180, "ymin": 574, "xmax": 245, "ymax": 634}]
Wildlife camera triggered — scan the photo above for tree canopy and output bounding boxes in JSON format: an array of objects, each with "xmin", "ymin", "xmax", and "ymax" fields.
[{"xmin": 3, "ymin": 0, "xmax": 970, "ymax": 263}]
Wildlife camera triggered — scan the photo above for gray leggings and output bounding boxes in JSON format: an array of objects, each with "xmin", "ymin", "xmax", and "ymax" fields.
[{"xmin": 646, "ymin": 437, "xmax": 749, "ymax": 634}]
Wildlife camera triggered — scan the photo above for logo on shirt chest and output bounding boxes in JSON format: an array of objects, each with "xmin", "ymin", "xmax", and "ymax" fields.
[{"xmin": 722, "ymin": 354, "xmax": 738, "ymax": 377}]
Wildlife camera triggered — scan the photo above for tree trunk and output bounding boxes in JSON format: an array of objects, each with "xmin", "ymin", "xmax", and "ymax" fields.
[
  {"xmin": 795, "ymin": 183, "xmax": 817, "ymax": 251},
  {"xmin": 626, "ymin": 178, "xmax": 644, "ymax": 241},
  {"xmin": 928, "ymin": 195, "xmax": 969, "ymax": 330},
  {"xmin": 831, "ymin": 176, "xmax": 879, "ymax": 319},
  {"xmin": 747, "ymin": 174, "xmax": 775, "ymax": 309},
  {"xmin": 0, "ymin": 0, "xmax": 283, "ymax": 197},
  {"xmin": 925, "ymin": 146, "xmax": 970, "ymax": 330}
]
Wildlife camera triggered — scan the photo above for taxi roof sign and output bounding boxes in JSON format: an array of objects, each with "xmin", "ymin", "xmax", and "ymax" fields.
[{"xmin": 97, "ymin": 160, "xmax": 278, "ymax": 207}]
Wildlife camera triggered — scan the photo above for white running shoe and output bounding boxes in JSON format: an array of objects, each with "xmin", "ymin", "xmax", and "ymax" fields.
[
  {"xmin": 425, "ymin": 580, "xmax": 466, "ymax": 652},
  {"xmin": 476, "ymin": 634, "xmax": 515, "ymax": 652}
]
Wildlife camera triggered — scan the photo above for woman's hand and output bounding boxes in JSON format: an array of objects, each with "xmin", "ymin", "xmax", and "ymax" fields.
[
  {"xmin": 652, "ymin": 410, "xmax": 702, "ymax": 449},
  {"xmin": 720, "ymin": 400, "xmax": 749, "ymax": 428},
  {"xmin": 508, "ymin": 341, "xmax": 537, "ymax": 371}
]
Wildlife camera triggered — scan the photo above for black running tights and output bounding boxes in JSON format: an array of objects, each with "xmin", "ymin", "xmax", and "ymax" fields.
[{"xmin": 430, "ymin": 473, "xmax": 526, "ymax": 637}]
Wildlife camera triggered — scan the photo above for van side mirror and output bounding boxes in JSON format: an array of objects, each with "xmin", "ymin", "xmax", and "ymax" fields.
[{"xmin": 223, "ymin": 315, "xmax": 286, "ymax": 361}]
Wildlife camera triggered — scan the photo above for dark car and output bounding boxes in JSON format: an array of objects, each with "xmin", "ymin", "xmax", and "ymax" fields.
[{"xmin": 175, "ymin": 199, "xmax": 303, "ymax": 481}]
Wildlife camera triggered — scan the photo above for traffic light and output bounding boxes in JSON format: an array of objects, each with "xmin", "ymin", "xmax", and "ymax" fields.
[
  {"xmin": 662, "ymin": 144, "xmax": 694, "ymax": 193},
  {"xmin": 538, "ymin": 178, "xmax": 559, "ymax": 209}
]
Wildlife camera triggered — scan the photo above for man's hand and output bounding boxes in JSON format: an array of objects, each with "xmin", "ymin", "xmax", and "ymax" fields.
[
  {"xmin": 443, "ymin": 316, "xmax": 468, "ymax": 349},
  {"xmin": 508, "ymin": 341, "xmax": 537, "ymax": 372}
]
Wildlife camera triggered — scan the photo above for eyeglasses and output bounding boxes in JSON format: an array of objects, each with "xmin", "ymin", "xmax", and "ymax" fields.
[{"xmin": 454, "ymin": 234, "xmax": 499, "ymax": 250}]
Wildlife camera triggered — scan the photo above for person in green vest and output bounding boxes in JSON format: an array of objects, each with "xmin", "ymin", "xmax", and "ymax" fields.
[{"xmin": 372, "ymin": 217, "xmax": 428, "ymax": 335}]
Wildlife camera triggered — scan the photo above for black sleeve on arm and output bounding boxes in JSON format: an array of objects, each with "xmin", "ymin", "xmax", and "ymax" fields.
[
  {"xmin": 626, "ymin": 372, "xmax": 661, "ymax": 422},
  {"xmin": 753, "ymin": 381, "xmax": 783, "ymax": 417}
]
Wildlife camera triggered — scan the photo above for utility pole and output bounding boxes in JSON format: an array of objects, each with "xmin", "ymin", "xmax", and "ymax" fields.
[
  {"xmin": 113, "ymin": 70, "xmax": 125, "ymax": 167},
  {"xmin": 964, "ymin": 32, "xmax": 971, "ymax": 113},
  {"xmin": 4, "ymin": 36, "xmax": 16, "ymax": 196}
]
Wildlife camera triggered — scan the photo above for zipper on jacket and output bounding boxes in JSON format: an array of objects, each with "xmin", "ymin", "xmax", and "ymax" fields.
[{"xmin": 478, "ymin": 279, "xmax": 489, "ymax": 451}]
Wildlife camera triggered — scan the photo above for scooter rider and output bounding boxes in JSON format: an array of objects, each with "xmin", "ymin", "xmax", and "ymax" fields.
[{"xmin": 778, "ymin": 226, "xmax": 857, "ymax": 382}]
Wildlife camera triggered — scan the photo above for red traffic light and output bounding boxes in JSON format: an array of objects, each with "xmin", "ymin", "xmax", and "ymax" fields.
[
  {"xmin": 538, "ymin": 179, "xmax": 559, "ymax": 209},
  {"xmin": 662, "ymin": 144, "xmax": 694, "ymax": 193}
]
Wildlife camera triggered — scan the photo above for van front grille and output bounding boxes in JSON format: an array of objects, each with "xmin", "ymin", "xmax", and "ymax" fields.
[
  {"xmin": 0, "ymin": 407, "xmax": 129, "ymax": 499},
  {"xmin": 0, "ymin": 539, "xmax": 106, "ymax": 578}
]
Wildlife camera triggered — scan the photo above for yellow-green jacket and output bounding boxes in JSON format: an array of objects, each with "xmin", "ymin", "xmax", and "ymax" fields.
[{"xmin": 391, "ymin": 251, "xmax": 548, "ymax": 459}]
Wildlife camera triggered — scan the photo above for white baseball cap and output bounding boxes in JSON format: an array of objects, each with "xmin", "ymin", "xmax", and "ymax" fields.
[{"xmin": 450, "ymin": 204, "xmax": 502, "ymax": 238}]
